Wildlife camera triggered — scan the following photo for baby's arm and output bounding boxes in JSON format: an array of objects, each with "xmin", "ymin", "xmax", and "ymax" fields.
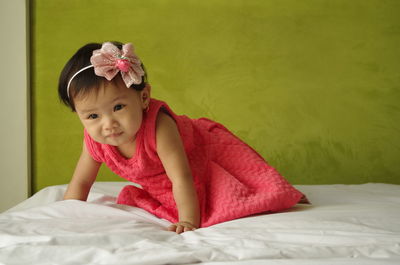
[
  {"xmin": 156, "ymin": 112, "xmax": 200, "ymax": 233},
  {"xmin": 63, "ymin": 142, "xmax": 101, "ymax": 201}
]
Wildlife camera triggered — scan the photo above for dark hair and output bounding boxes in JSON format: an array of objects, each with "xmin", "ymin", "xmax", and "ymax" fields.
[{"xmin": 58, "ymin": 41, "xmax": 148, "ymax": 111}]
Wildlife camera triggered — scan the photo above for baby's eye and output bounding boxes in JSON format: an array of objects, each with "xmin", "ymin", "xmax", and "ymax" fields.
[
  {"xmin": 87, "ymin": 114, "xmax": 98, "ymax": 119},
  {"xmin": 114, "ymin": 104, "xmax": 125, "ymax": 111}
]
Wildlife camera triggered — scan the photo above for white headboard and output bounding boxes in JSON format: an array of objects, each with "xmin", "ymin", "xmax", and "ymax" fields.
[{"xmin": 0, "ymin": 0, "xmax": 30, "ymax": 212}]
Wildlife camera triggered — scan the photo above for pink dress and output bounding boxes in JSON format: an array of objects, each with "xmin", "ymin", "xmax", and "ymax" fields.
[{"xmin": 84, "ymin": 99, "xmax": 303, "ymax": 227}]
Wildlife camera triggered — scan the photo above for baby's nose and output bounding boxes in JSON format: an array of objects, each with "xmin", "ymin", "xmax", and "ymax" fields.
[{"xmin": 104, "ymin": 116, "xmax": 118, "ymax": 129}]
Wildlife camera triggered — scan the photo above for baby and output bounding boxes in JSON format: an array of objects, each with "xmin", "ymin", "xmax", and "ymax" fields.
[{"xmin": 59, "ymin": 41, "xmax": 304, "ymax": 233}]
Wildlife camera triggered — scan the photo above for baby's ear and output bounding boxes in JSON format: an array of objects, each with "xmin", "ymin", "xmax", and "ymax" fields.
[
  {"xmin": 141, "ymin": 84, "xmax": 151, "ymax": 107},
  {"xmin": 145, "ymin": 83, "xmax": 151, "ymax": 93}
]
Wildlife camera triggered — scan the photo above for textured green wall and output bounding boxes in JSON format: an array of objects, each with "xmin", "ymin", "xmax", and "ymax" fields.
[{"xmin": 32, "ymin": 0, "xmax": 400, "ymax": 192}]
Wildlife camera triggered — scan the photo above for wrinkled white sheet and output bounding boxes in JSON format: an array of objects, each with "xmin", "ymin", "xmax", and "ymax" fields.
[{"xmin": 1, "ymin": 182, "xmax": 400, "ymax": 265}]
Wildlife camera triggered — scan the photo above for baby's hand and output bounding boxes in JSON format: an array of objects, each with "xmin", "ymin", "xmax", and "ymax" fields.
[{"xmin": 168, "ymin": 221, "xmax": 197, "ymax": 234}]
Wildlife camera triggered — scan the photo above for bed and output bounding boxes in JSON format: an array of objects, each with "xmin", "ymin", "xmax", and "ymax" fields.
[{"xmin": 1, "ymin": 182, "xmax": 399, "ymax": 265}]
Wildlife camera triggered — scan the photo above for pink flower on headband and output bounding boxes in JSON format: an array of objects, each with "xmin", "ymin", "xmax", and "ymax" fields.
[{"xmin": 90, "ymin": 42, "xmax": 145, "ymax": 87}]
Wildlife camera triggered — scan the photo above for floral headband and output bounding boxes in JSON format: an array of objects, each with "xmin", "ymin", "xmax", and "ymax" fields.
[{"xmin": 66, "ymin": 42, "xmax": 145, "ymax": 99}]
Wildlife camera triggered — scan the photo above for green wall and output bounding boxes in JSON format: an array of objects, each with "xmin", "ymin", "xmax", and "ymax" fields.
[{"xmin": 32, "ymin": 0, "xmax": 400, "ymax": 192}]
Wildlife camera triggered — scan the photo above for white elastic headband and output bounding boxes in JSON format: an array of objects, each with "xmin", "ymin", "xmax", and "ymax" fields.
[{"xmin": 66, "ymin": 65, "xmax": 94, "ymax": 99}]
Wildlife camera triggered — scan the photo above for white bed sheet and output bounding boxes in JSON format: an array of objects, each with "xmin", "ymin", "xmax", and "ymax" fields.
[{"xmin": 1, "ymin": 182, "xmax": 400, "ymax": 265}]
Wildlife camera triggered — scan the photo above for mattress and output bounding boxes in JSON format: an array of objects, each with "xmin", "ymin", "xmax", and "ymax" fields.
[{"xmin": 1, "ymin": 182, "xmax": 400, "ymax": 265}]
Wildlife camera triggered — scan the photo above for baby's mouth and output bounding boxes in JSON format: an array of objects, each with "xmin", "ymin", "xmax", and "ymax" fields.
[{"xmin": 107, "ymin": 132, "xmax": 123, "ymax": 138}]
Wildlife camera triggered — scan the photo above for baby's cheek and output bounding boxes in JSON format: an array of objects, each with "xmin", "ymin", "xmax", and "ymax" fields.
[{"xmin": 86, "ymin": 128, "xmax": 104, "ymax": 144}]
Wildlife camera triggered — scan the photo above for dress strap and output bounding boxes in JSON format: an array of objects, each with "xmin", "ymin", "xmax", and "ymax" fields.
[{"xmin": 142, "ymin": 98, "xmax": 178, "ymax": 154}]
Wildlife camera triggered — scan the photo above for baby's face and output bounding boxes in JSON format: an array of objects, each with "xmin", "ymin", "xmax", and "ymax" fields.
[{"xmin": 74, "ymin": 79, "xmax": 149, "ymax": 150}]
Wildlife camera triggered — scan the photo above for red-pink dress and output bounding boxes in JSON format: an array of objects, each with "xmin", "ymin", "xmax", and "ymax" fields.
[{"xmin": 84, "ymin": 98, "xmax": 303, "ymax": 227}]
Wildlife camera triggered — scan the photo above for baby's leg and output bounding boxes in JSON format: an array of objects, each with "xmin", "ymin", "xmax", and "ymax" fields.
[
  {"xmin": 117, "ymin": 185, "xmax": 179, "ymax": 223},
  {"xmin": 117, "ymin": 185, "xmax": 161, "ymax": 210}
]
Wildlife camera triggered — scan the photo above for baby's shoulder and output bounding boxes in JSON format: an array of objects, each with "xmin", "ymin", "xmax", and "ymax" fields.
[{"xmin": 155, "ymin": 110, "xmax": 178, "ymax": 133}]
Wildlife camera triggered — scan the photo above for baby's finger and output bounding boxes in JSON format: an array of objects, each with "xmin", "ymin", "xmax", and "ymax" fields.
[
  {"xmin": 183, "ymin": 226, "xmax": 195, "ymax": 232},
  {"xmin": 176, "ymin": 225, "xmax": 184, "ymax": 234},
  {"xmin": 167, "ymin": 224, "xmax": 177, "ymax": 232}
]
